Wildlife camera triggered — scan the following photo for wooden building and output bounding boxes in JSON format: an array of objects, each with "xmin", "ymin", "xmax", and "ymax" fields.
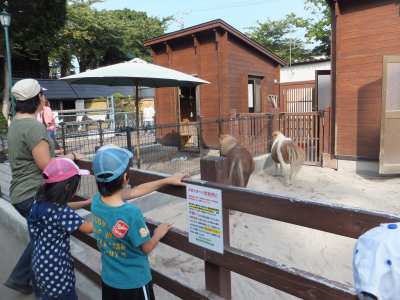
[
  {"xmin": 144, "ymin": 19, "xmax": 285, "ymax": 147},
  {"xmin": 330, "ymin": 0, "xmax": 400, "ymax": 173},
  {"xmin": 280, "ymin": 59, "xmax": 331, "ymax": 113}
]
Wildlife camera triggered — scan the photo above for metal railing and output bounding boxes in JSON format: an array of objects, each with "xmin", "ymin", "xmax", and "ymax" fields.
[{"xmin": 55, "ymin": 114, "xmax": 275, "ymax": 186}]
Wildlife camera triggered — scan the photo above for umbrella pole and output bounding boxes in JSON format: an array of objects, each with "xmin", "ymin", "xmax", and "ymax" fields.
[{"xmin": 135, "ymin": 83, "xmax": 141, "ymax": 169}]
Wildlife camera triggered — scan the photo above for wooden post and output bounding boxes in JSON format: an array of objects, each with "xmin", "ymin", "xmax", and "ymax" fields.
[
  {"xmin": 98, "ymin": 120, "xmax": 104, "ymax": 147},
  {"xmin": 322, "ymin": 107, "xmax": 338, "ymax": 169},
  {"xmin": 200, "ymin": 156, "xmax": 231, "ymax": 300},
  {"xmin": 272, "ymin": 111, "xmax": 280, "ymax": 133},
  {"xmin": 61, "ymin": 122, "xmax": 67, "ymax": 155}
]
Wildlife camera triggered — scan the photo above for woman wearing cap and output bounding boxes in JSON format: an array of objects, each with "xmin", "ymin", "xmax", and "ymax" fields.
[{"xmin": 4, "ymin": 79, "xmax": 84, "ymax": 295}]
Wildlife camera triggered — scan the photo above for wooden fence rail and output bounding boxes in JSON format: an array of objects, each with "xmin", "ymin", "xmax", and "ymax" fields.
[
  {"xmin": 279, "ymin": 112, "xmax": 323, "ymax": 166},
  {"xmin": 74, "ymin": 159, "xmax": 400, "ymax": 299}
]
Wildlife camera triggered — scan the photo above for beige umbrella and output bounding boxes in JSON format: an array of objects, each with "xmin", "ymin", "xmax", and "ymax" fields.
[{"xmin": 61, "ymin": 58, "xmax": 209, "ymax": 168}]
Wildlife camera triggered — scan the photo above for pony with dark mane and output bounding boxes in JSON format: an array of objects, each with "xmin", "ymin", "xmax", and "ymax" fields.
[
  {"xmin": 271, "ymin": 131, "xmax": 304, "ymax": 184},
  {"xmin": 219, "ymin": 134, "xmax": 255, "ymax": 187}
]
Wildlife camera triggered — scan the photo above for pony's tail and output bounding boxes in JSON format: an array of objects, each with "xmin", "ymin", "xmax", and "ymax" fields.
[{"xmin": 288, "ymin": 143, "xmax": 305, "ymax": 179}]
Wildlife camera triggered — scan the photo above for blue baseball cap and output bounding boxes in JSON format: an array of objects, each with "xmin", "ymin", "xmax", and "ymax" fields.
[{"xmin": 92, "ymin": 145, "xmax": 133, "ymax": 183}]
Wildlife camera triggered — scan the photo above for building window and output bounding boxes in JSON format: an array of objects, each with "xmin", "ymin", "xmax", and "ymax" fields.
[
  {"xmin": 179, "ymin": 86, "xmax": 197, "ymax": 122},
  {"xmin": 248, "ymin": 77, "xmax": 261, "ymax": 113}
]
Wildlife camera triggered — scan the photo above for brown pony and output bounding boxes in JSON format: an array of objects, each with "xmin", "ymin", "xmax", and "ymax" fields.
[{"xmin": 219, "ymin": 134, "xmax": 255, "ymax": 187}]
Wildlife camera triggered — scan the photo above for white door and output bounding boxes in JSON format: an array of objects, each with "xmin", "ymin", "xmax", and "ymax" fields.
[{"xmin": 379, "ymin": 56, "xmax": 400, "ymax": 174}]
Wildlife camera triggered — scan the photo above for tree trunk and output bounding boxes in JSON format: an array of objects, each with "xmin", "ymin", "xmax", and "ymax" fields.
[
  {"xmin": 60, "ymin": 51, "xmax": 71, "ymax": 77},
  {"xmin": 79, "ymin": 57, "xmax": 88, "ymax": 73},
  {"xmin": 39, "ymin": 49, "xmax": 49, "ymax": 78}
]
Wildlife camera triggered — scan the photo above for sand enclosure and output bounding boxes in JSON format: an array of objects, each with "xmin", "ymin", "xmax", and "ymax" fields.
[{"xmin": 145, "ymin": 163, "xmax": 400, "ymax": 299}]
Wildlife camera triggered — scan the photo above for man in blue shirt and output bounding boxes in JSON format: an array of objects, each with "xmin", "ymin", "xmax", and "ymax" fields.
[{"xmin": 91, "ymin": 145, "xmax": 184, "ymax": 300}]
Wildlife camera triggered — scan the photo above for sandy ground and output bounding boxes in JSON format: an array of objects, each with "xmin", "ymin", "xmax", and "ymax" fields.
[
  {"xmin": 251, "ymin": 162, "xmax": 400, "ymax": 214},
  {"xmin": 145, "ymin": 163, "xmax": 400, "ymax": 300}
]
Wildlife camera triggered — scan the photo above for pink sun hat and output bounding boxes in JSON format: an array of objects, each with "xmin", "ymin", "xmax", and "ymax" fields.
[{"xmin": 43, "ymin": 158, "xmax": 90, "ymax": 184}]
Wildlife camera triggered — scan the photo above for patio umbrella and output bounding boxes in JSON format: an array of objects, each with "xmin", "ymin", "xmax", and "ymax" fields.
[{"xmin": 61, "ymin": 58, "xmax": 209, "ymax": 168}]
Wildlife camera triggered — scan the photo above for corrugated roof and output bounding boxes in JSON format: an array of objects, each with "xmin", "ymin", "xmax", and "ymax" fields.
[
  {"xmin": 144, "ymin": 19, "xmax": 286, "ymax": 66},
  {"xmin": 13, "ymin": 78, "xmax": 154, "ymax": 101},
  {"xmin": 37, "ymin": 79, "xmax": 79, "ymax": 100},
  {"xmin": 71, "ymin": 84, "xmax": 130, "ymax": 99}
]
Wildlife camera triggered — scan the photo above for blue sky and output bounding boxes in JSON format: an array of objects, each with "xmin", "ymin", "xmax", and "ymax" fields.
[{"xmin": 94, "ymin": 0, "xmax": 313, "ymax": 35}]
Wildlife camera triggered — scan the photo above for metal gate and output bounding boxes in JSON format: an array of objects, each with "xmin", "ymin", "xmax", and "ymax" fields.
[{"xmin": 278, "ymin": 112, "xmax": 323, "ymax": 166}]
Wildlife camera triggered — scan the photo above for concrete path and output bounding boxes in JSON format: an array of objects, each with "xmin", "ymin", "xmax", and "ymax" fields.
[
  {"xmin": 0, "ymin": 198, "xmax": 98, "ymax": 300},
  {"xmin": 0, "ymin": 224, "xmax": 36, "ymax": 300}
]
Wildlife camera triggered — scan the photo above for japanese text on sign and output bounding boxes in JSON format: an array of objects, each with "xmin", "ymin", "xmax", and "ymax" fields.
[{"xmin": 187, "ymin": 184, "xmax": 223, "ymax": 254}]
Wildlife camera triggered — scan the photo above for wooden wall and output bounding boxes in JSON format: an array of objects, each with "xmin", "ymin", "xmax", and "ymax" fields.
[
  {"xmin": 334, "ymin": 0, "xmax": 400, "ymax": 160},
  {"xmin": 152, "ymin": 33, "xmax": 220, "ymax": 125},
  {"xmin": 150, "ymin": 28, "xmax": 280, "ymax": 147},
  {"xmin": 227, "ymin": 35, "xmax": 280, "ymax": 115}
]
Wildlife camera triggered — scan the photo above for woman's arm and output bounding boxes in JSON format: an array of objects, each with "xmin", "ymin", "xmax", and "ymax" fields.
[
  {"xmin": 122, "ymin": 174, "xmax": 185, "ymax": 202},
  {"xmin": 68, "ymin": 198, "xmax": 91, "ymax": 210},
  {"xmin": 32, "ymin": 140, "xmax": 52, "ymax": 170},
  {"xmin": 32, "ymin": 140, "xmax": 85, "ymax": 170}
]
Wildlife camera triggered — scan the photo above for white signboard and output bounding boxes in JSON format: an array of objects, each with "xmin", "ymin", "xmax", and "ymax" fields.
[{"xmin": 187, "ymin": 184, "xmax": 224, "ymax": 254}]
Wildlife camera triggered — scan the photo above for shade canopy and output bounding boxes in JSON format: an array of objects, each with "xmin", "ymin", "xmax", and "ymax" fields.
[{"xmin": 61, "ymin": 58, "xmax": 209, "ymax": 87}]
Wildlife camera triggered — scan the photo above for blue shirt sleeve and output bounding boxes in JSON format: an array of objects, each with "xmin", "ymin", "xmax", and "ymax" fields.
[
  {"xmin": 58, "ymin": 206, "xmax": 84, "ymax": 233},
  {"xmin": 128, "ymin": 208, "xmax": 151, "ymax": 248}
]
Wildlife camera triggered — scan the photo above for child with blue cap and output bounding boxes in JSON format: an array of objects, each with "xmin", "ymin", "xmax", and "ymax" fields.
[
  {"xmin": 353, "ymin": 223, "xmax": 400, "ymax": 300},
  {"xmin": 91, "ymin": 145, "xmax": 185, "ymax": 300}
]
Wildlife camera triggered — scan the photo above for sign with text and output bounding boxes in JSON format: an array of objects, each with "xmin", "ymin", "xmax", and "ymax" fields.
[{"xmin": 187, "ymin": 184, "xmax": 224, "ymax": 254}]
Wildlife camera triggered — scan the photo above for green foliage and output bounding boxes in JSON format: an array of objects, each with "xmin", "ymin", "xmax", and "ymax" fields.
[
  {"xmin": 103, "ymin": 9, "xmax": 171, "ymax": 60},
  {"xmin": 50, "ymin": 1, "xmax": 171, "ymax": 75},
  {"xmin": 305, "ymin": 0, "xmax": 331, "ymax": 56},
  {"xmin": 8, "ymin": 0, "xmax": 66, "ymax": 57},
  {"xmin": 248, "ymin": 13, "xmax": 310, "ymax": 63},
  {"xmin": 248, "ymin": 1, "xmax": 332, "ymax": 62},
  {"xmin": 0, "ymin": 107, "xmax": 7, "ymax": 129},
  {"xmin": 7, "ymin": 0, "xmax": 67, "ymax": 76}
]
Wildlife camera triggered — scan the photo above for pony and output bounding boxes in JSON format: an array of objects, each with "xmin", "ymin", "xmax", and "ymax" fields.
[
  {"xmin": 219, "ymin": 134, "xmax": 255, "ymax": 187},
  {"xmin": 271, "ymin": 131, "xmax": 304, "ymax": 184}
]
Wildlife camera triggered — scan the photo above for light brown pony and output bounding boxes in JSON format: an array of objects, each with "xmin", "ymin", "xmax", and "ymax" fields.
[
  {"xmin": 271, "ymin": 131, "xmax": 304, "ymax": 184},
  {"xmin": 220, "ymin": 134, "xmax": 255, "ymax": 187}
]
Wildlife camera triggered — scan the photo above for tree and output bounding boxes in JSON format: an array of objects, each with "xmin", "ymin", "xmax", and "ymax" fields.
[
  {"xmin": 102, "ymin": 9, "xmax": 171, "ymax": 63},
  {"xmin": 7, "ymin": 0, "xmax": 67, "ymax": 77},
  {"xmin": 305, "ymin": 0, "xmax": 331, "ymax": 57},
  {"xmin": 50, "ymin": 2, "xmax": 171, "ymax": 76},
  {"xmin": 247, "ymin": 13, "xmax": 310, "ymax": 63},
  {"xmin": 50, "ymin": 0, "xmax": 116, "ymax": 74}
]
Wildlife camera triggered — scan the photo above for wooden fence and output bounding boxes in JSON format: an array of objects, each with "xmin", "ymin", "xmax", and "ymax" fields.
[
  {"xmin": 224, "ymin": 113, "xmax": 273, "ymax": 156},
  {"xmin": 73, "ymin": 158, "xmax": 400, "ymax": 300},
  {"xmin": 278, "ymin": 112, "xmax": 323, "ymax": 166},
  {"xmin": 280, "ymin": 81, "xmax": 316, "ymax": 113}
]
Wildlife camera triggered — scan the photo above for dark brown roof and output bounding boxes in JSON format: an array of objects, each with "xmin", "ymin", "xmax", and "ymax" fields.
[
  {"xmin": 144, "ymin": 19, "xmax": 286, "ymax": 66},
  {"xmin": 326, "ymin": 0, "xmax": 357, "ymax": 6}
]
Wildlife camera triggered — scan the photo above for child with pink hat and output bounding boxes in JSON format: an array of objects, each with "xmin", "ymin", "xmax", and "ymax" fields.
[{"xmin": 28, "ymin": 158, "xmax": 93, "ymax": 300}]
